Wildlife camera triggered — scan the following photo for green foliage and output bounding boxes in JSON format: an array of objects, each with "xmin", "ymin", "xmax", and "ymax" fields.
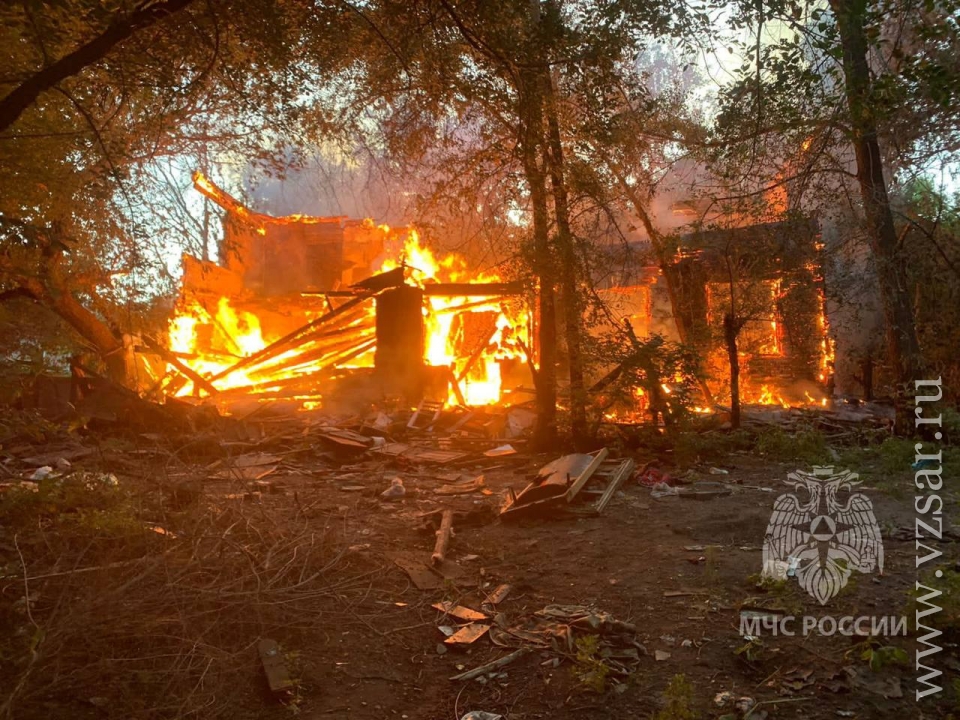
[
  {"xmin": 673, "ymin": 429, "xmax": 754, "ymax": 465},
  {"xmin": 573, "ymin": 634, "xmax": 610, "ymax": 693},
  {"xmin": 734, "ymin": 636, "xmax": 766, "ymax": 664},
  {"xmin": 846, "ymin": 637, "xmax": 909, "ymax": 671},
  {"xmin": 877, "ymin": 438, "xmax": 919, "ymax": 474},
  {"xmin": 595, "ymin": 333, "xmax": 705, "ymax": 426},
  {"xmin": 755, "ymin": 426, "xmax": 830, "ymax": 464},
  {"xmin": 0, "ymin": 472, "xmax": 151, "ymax": 562},
  {"xmin": 746, "ymin": 572, "xmax": 787, "ymax": 593},
  {"xmin": 654, "ymin": 674, "xmax": 699, "ymax": 720}
]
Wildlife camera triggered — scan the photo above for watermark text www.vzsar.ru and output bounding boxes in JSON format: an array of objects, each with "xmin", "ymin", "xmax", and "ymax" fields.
[{"xmin": 914, "ymin": 377, "xmax": 945, "ymax": 701}]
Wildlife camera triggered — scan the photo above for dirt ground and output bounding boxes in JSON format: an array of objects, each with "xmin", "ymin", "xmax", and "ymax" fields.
[{"xmin": 1, "ymin": 409, "xmax": 957, "ymax": 720}]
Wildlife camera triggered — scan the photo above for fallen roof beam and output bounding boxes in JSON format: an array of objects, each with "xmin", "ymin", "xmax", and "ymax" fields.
[
  {"xmin": 142, "ymin": 335, "xmax": 219, "ymax": 397},
  {"xmin": 422, "ymin": 281, "xmax": 523, "ymax": 297},
  {"xmin": 208, "ymin": 293, "xmax": 374, "ymax": 382}
]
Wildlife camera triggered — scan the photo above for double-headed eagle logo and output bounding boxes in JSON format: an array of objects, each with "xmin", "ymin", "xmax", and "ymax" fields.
[{"xmin": 762, "ymin": 466, "xmax": 884, "ymax": 605}]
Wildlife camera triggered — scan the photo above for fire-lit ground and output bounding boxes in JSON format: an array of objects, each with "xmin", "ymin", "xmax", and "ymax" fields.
[
  {"xmin": 2, "ymin": 400, "xmax": 956, "ymax": 720},
  {"xmin": 272, "ymin": 455, "xmax": 938, "ymax": 720}
]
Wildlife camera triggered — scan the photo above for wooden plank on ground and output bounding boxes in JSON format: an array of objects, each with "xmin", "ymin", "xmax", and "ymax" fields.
[
  {"xmin": 595, "ymin": 458, "xmax": 636, "ymax": 513},
  {"xmin": 257, "ymin": 638, "xmax": 294, "ymax": 694},
  {"xmin": 564, "ymin": 448, "xmax": 610, "ymax": 502},
  {"xmin": 444, "ymin": 623, "xmax": 490, "ymax": 645}
]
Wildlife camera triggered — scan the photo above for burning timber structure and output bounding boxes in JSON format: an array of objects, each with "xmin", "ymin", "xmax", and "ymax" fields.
[
  {"xmin": 160, "ymin": 173, "xmax": 533, "ymax": 407},
  {"xmin": 595, "ymin": 215, "xmax": 832, "ymax": 410},
  {"xmin": 159, "ymin": 173, "xmax": 831, "ymax": 414}
]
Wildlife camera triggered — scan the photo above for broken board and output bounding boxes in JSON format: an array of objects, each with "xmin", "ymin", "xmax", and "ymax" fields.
[
  {"xmin": 388, "ymin": 550, "xmax": 465, "ymax": 590},
  {"xmin": 499, "ymin": 449, "xmax": 610, "ymax": 520},
  {"xmin": 374, "ymin": 442, "xmax": 470, "ymax": 465},
  {"xmin": 257, "ymin": 638, "xmax": 294, "ymax": 694}
]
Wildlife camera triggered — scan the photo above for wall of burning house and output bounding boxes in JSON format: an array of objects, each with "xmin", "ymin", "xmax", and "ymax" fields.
[
  {"xmin": 162, "ymin": 174, "xmax": 534, "ymax": 408},
  {"xmin": 670, "ymin": 217, "xmax": 828, "ymax": 404},
  {"xmin": 589, "ymin": 216, "xmax": 831, "ymax": 409}
]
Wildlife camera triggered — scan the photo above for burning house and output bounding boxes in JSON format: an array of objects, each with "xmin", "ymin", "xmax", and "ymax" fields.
[
  {"xmin": 159, "ymin": 172, "xmax": 832, "ymax": 416},
  {"xmin": 161, "ymin": 173, "xmax": 533, "ymax": 409},
  {"xmin": 594, "ymin": 215, "xmax": 833, "ymax": 413}
]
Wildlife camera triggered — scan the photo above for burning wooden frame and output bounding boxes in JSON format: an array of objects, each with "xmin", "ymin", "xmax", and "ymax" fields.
[{"xmin": 151, "ymin": 173, "xmax": 534, "ymax": 408}]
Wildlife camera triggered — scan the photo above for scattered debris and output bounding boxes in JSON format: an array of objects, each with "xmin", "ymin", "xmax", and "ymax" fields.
[
  {"xmin": 650, "ymin": 481, "xmax": 679, "ymax": 499},
  {"xmin": 484, "ymin": 444, "xmax": 517, "ymax": 457},
  {"xmin": 444, "ymin": 623, "xmax": 490, "ymax": 645},
  {"xmin": 483, "ymin": 583, "xmax": 512, "ymax": 607},
  {"xmin": 257, "ymin": 638, "xmax": 294, "ymax": 694},
  {"xmin": 678, "ymin": 481, "xmax": 732, "ymax": 500},
  {"xmin": 389, "ymin": 550, "xmax": 464, "ymax": 590},
  {"xmin": 715, "ymin": 691, "xmax": 736, "ymax": 706},
  {"xmin": 28, "ymin": 466, "xmax": 58, "ymax": 481},
  {"xmin": 450, "ymin": 649, "xmax": 528, "ymax": 681},
  {"xmin": 844, "ymin": 666, "xmax": 903, "ymax": 698},
  {"xmin": 501, "ymin": 448, "xmax": 631, "ymax": 520},
  {"xmin": 431, "ymin": 509, "xmax": 454, "ymax": 565},
  {"xmin": 435, "ymin": 474, "xmax": 486, "ymax": 495},
  {"xmin": 380, "ymin": 477, "xmax": 406, "ymax": 500},
  {"xmin": 432, "ymin": 602, "xmax": 487, "ymax": 622},
  {"xmin": 374, "ymin": 442, "xmax": 470, "ymax": 465}
]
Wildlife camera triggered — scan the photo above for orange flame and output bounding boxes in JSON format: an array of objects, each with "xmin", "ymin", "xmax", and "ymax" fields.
[
  {"xmin": 368, "ymin": 231, "xmax": 529, "ymax": 405},
  {"xmin": 165, "ymin": 227, "xmax": 529, "ymax": 406}
]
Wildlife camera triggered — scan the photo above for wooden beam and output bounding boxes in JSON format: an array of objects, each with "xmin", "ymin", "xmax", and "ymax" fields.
[
  {"xmin": 214, "ymin": 338, "xmax": 376, "ymax": 397},
  {"xmin": 208, "ymin": 293, "xmax": 373, "ymax": 382},
  {"xmin": 432, "ymin": 509, "xmax": 454, "ymax": 566},
  {"xmin": 423, "ymin": 281, "xmax": 523, "ymax": 297},
  {"xmin": 595, "ymin": 458, "xmax": 636, "ymax": 513},
  {"xmin": 142, "ymin": 335, "xmax": 219, "ymax": 396},
  {"xmin": 564, "ymin": 448, "xmax": 610, "ymax": 502}
]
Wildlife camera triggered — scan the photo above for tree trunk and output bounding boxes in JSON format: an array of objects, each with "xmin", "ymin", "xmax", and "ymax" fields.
[
  {"xmin": 519, "ymin": 76, "xmax": 558, "ymax": 450},
  {"xmin": 829, "ymin": 0, "xmax": 924, "ymax": 434},
  {"xmin": 12, "ymin": 237, "xmax": 127, "ymax": 382},
  {"xmin": 723, "ymin": 312, "xmax": 741, "ymax": 429},
  {"xmin": 542, "ymin": 72, "xmax": 589, "ymax": 449},
  {"xmin": 608, "ymin": 164, "xmax": 715, "ymax": 407}
]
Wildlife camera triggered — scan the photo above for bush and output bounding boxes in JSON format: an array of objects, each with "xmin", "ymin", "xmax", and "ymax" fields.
[{"xmin": 655, "ymin": 674, "xmax": 699, "ymax": 720}]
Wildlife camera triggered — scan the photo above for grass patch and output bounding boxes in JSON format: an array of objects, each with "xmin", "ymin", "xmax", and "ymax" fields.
[
  {"xmin": 654, "ymin": 674, "xmax": 699, "ymax": 720},
  {"xmin": 673, "ymin": 430, "xmax": 754, "ymax": 465},
  {"xmin": 755, "ymin": 426, "xmax": 831, "ymax": 465}
]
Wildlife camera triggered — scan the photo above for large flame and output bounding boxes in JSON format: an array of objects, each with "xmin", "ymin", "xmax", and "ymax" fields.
[
  {"xmin": 165, "ymin": 226, "xmax": 529, "ymax": 407},
  {"xmin": 367, "ymin": 230, "xmax": 529, "ymax": 406}
]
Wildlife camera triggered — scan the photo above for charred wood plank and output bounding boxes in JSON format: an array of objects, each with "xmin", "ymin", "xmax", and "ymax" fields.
[
  {"xmin": 423, "ymin": 281, "xmax": 522, "ymax": 297},
  {"xmin": 209, "ymin": 293, "xmax": 374, "ymax": 381},
  {"xmin": 141, "ymin": 336, "xmax": 219, "ymax": 396}
]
